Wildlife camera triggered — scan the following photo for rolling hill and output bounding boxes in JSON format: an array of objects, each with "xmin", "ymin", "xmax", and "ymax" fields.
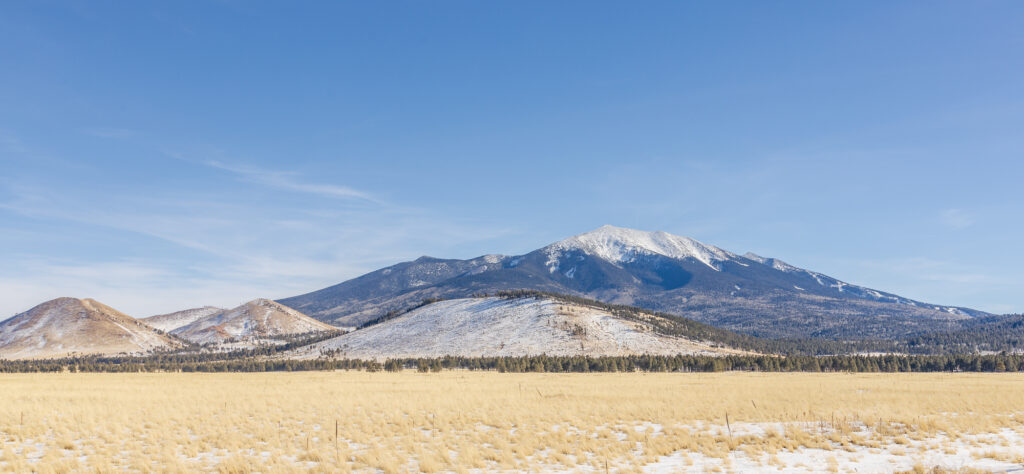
[
  {"xmin": 0, "ymin": 297, "xmax": 183, "ymax": 359},
  {"xmin": 171, "ymin": 299, "xmax": 337, "ymax": 345},
  {"xmin": 286, "ymin": 294, "xmax": 753, "ymax": 360}
]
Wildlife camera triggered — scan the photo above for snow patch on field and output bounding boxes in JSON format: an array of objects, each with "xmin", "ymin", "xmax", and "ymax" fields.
[{"xmin": 643, "ymin": 423, "xmax": 1024, "ymax": 473}]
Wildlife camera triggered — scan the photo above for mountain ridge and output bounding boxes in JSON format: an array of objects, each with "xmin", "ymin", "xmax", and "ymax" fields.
[{"xmin": 279, "ymin": 225, "xmax": 986, "ymax": 340}]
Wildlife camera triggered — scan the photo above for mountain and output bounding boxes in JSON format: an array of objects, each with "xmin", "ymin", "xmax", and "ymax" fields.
[
  {"xmin": 279, "ymin": 225, "xmax": 987, "ymax": 340},
  {"xmin": 0, "ymin": 298, "xmax": 183, "ymax": 359},
  {"xmin": 171, "ymin": 299, "xmax": 337, "ymax": 345},
  {"xmin": 285, "ymin": 295, "xmax": 752, "ymax": 360},
  {"xmin": 142, "ymin": 306, "xmax": 224, "ymax": 332}
]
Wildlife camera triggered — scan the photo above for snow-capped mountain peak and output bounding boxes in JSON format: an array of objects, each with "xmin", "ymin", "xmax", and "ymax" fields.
[{"xmin": 545, "ymin": 225, "xmax": 736, "ymax": 271}]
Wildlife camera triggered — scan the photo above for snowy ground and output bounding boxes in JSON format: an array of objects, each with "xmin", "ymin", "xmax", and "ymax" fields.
[
  {"xmin": 3, "ymin": 372, "xmax": 1022, "ymax": 472},
  {"xmin": 640, "ymin": 422, "xmax": 1024, "ymax": 473},
  {"xmin": 4, "ymin": 420, "xmax": 1022, "ymax": 472}
]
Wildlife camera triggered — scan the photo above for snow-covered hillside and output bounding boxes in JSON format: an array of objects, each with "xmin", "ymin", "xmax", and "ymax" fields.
[
  {"xmin": 0, "ymin": 298, "xmax": 183, "ymax": 359},
  {"xmin": 142, "ymin": 306, "xmax": 224, "ymax": 332},
  {"xmin": 172, "ymin": 299, "xmax": 337, "ymax": 345},
  {"xmin": 287, "ymin": 297, "xmax": 746, "ymax": 360}
]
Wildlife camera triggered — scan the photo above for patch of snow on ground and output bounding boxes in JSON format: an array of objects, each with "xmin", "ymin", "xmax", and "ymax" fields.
[
  {"xmin": 4, "ymin": 419, "xmax": 1022, "ymax": 472},
  {"xmin": 637, "ymin": 422, "xmax": 1024, "ymax": 473}
]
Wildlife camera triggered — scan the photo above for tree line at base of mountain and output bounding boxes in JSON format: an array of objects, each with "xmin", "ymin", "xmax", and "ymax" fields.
[{"xmin": 2, "ymin": 353, "xmax": 1023, "ymax": 374}]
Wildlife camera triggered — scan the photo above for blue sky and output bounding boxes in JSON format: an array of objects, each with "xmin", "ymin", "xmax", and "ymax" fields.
[{"xmin": 1, "ymin": 1, "xmax": 1022, "ymax": 317}]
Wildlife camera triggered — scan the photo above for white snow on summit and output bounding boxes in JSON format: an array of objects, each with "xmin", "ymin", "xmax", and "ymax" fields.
[
  {"xmin": 544, "ymin": 225, "xmax": 737, "ymax": 271},
  {"xmin": 541, "ymin": 227, "xmax": 976, "ymax": 317}
]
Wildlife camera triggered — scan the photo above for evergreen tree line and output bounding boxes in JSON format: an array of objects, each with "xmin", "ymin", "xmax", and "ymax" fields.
[
  {"xmin": 357, "ymin": 297, "xmax": 444, "ymax": 329},
  {"xmin": 2, "ymin": 353, "xmax": 1022, "ymax": 374},
  {"xmin": 379, "ymin": 353, "xmax": 1024, "ymax": 373},
  {"xmin": 902, "ymin": 314, "xmax": 1024, "ymax": 353}
]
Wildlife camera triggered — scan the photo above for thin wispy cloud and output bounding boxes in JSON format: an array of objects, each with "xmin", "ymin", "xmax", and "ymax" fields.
[
  {"xmin": 0, "ymin": 174, "xmax": 515, "ymax": 316},
  {"xmin": 857, "ymin": 257, "xmax": 995, "ymax": 284},
  {"xmin": 0, "ymin": 131, "xmax": 29, "ymax": 154},
  {"xmin": 940, "ymin": 208, "xmax": 973, "ymax": 229},
  {"xmin": 0, "ymin": 184, "xmax": 226, "ymax": 255},
  {"xmin": 205, "ymin": 160, "xmax": 378, "ymax": 202},
  {"xmin": 81, "ymin": 127, "xmax": 141, "ymax": 139},
  {"xmin": 0, "ymin": 257, "xmax": 318, "ymax": 319},
  {"xmin": 846, "ymin": 257, "xmax": 1020, "ymax": 313}
]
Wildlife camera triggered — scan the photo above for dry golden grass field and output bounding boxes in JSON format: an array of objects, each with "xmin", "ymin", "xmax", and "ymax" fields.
[{"xmin": 1, "ymin": 372, "xmax": 1023, "ymax": 473}]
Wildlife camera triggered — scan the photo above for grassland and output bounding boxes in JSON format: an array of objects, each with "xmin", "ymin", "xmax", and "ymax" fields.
[{"xmin": 1, "ymin": 372, "xmax": 1023, "ymax": 472}]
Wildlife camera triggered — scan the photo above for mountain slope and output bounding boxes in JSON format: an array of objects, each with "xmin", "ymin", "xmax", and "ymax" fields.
[
  {"xmin": 286, "ymin": 296, "xmax": 752, "ymax": 360},
  {"xmin": 902, "ymin": 313, "xmax": 1024, "ymax": 354},
  {"xmin": 0, "ymin": 298, "xmax": 183, "ymax": 359},
  {"xmin": 279, "ymin": 225, "xmax": 986, "ymax": 340},
  {"xmin": 142, "ymin": 306, "xmax": 224, "ymax": 332},
  {"xmin": 172, "ymin": 299, "xmax": 337, "ymax": 345}
]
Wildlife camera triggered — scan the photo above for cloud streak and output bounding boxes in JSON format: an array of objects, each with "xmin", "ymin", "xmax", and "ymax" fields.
[
  {"xmin": 844, "ymin": 257, "xmax": 1021, "ymax": 314},
  {"xmin": 204, "ymin": 160, "xmax": 378, "ymax": 202},
  {"xmin": 940, "ymin": 208, "xmax": 973, "ymax": 229},
  {"xmin": 0, "ymin": 172, "xmax": 515, "ymax": 317}
]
